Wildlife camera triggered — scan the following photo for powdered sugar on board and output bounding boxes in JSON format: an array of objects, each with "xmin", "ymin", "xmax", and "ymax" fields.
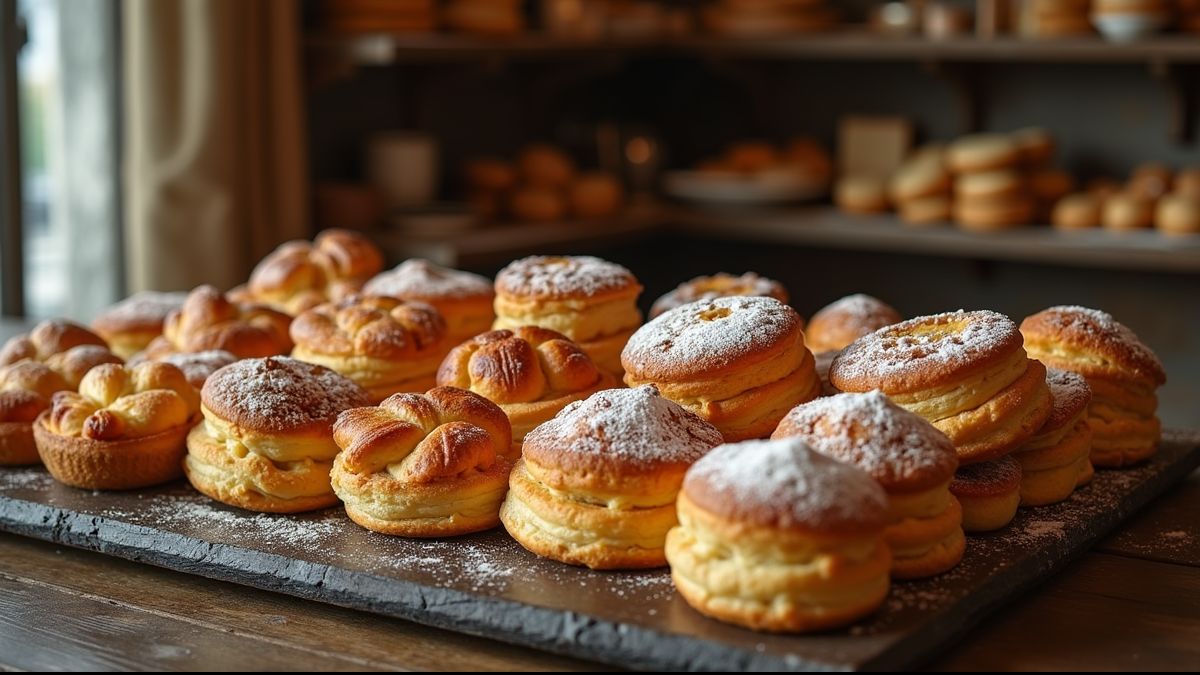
[
  {"xmin": 363, "ymin": 259, "xmax": 494, "ymax": 300},
  {"xmin": 201, "ymin": 357, "xmax": 369, "ymax": 431},
  {"xmin": 495, "ymin": 255, "xmax": 638, "ymax": 300}
]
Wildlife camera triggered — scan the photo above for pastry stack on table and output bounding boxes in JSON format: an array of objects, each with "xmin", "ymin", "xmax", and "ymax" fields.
[{"xmin": 0, "ymin": 226, "xmax": 1175, "ymax": 636}]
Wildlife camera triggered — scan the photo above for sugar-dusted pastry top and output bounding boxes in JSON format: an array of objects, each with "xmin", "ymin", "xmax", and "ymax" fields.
[
  {"xmin": 364, "ymin": 259, "xmax": 494, "ymax": 302},
  {"xmin": 495, "ymin": 255, "xmax": 641, "ymax": 301},
  {"xmin": 201, "ymin": 356, "xmax": 369, "ymax": 434},
  {"xmin": 1020, "ymin": 305, "xmax": 1165, "ymax": 386}
]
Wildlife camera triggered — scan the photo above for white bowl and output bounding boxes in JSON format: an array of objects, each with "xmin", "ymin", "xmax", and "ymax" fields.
[{"xmin": 1091, "ymin": 12, "xmax": 1168, "ymax": 42}]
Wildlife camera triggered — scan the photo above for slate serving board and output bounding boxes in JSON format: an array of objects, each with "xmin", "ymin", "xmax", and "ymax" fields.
[{"xmin": 1, "ymin": 430, "xmax": 1197, "ymax": 672}]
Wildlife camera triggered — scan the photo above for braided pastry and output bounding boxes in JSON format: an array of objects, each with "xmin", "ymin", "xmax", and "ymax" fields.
[
  {"xmin": 363, "ymin": 259, "xmax": 495, "ymax": 345},
  {"xmin": 246, "ymin": 229, "xmax": 384, "ymax": 315},
  {"xmin": 0, "ymin": 319, "xmax": 108, "ymax": 366},
  {"xmin": 142, "ymin": 285, "xmax": 293, "ymax": 360},
  {"xmin": 0, "ymin": 361, "xmax": 70, "ymax": 465}
]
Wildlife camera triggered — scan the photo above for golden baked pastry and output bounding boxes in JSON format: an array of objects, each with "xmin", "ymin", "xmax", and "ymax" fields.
[
  {"xmin": 494, "ymin": 255, "xmax": 642, "ymax": 377},
  {"xmin": 246, "ymin": 229, "xmax": 384, "ymax": 315},
  {"xmin": 623, "ymin": 296, "xmax": 819, "ymax": 442},
  {"xmin": 517, "ymin": 144, "xmax": 575, "ymax": 188},
  {"xmin": 954, "ymin": 196, "xmax": 1034, "ymax": 232},
  {"xmin": 0, "ymin": 361, "xmax": 69, "ymax": 465},
  {"xmin": 569, "ymin": 172, "xmax": 624, "ymax": 219},
  {"xmin": 41, "ymin": 345, "xmax": 123, "ymax": 390},
  {"xmin": 332, "ymin": 387, "xmax": 513, "ymax": 537},
  {"xmin": 956, "ymin": 170, "xmax": 1028, "ymax": 202},
  {"xmin": 1127, "ymin": 162, "xmax": 1172, "ymax": 202},
  {"xmin": 889, "ymin": 153, "xmax": 951, "ymax": 203},
  {"xmin": 899, "ymin": 195, "xmax": 953, "ymax": 226},
  {"xmin": 502, "ymin": 385, "xmax": 723, "ymax": 569},
  {"xmin": 773, "ymin": 392, "xmax": 964, "ymax": 579},
  {"xmin": 35, "ymin": 362, "xmax": 200, "ymax": 489},
  {"xmin": 1011, "ymin": 127, "xmax": 1056, "ymax": 167},
  {"xmin": 649, "ymin": 272, "xmax": 790, "ymax": 319},
  {"xmin": 509, "ymin": 186, "xmax": 567, "ymax": 223},
  {"xmin": 1052, "ymin": 193, "xmax": 1102, "ymax": 230},
  {"xmin": 1102, "ymin": 193, "xmax": 1154, "ymax": 231},
  {"xmin": 290, "ymin": 294, "xmax": 450, "ymax": 403},
  {"xmin": 142, "ymin": 285, "xmax": 293, "ymax": 360},
  {"xmin": 949, "ymin": 456, "xmax": 1022, "ymax": 532},
  {"xmin": 1156, "ymin": 194, "xmax": 1200, "ymax": 236},
  {"xmin": 157, "ymin": 350, "xmax": 239, "ymax": 391},
  {"xmin": 805, "ymin": 293, "xmax": 902, "ymax": 353},
  {"xmin": 1174, "ymin": 168, "xmax": 1200, "ymax": 198},
  {"xmin": 666, "ymin": 437, "xmax": 891, "ymax": 633},
  {"xmin": 946, "ymin": 134, "xmax": 1021, "ymax": 174},
  {"xmin": 836, "ymin": 175, "xmax": 889, "ymax": 214},
  {"xmin": 830, "ymin": 310, "xmax": 1052, "ymax": 464},
  {"xmin": 1014, "ymin": 369, "xmax": 1093, "ymax": 506},
  {"xmin": 91, "ymin": 291, "xmax": 188, "ymax": 359},
  {"xmin": 435, "ymin": 326, "xmax": 614, "ymax": 457},
  {"xmin": 0, "ymin": 319, "xmax": 107, "ymax": 366},
  {"xmin": 363, "ymin": 259, "xmax": 495, "ymax": 344},
  {"xmin": 184, "ymin": 356, "xmax": 369, "ymax": 513},
  {"xmin": 463, "ymin": 157, "xmax": 517, "ymax": 192},
  {"xmin": 1020, "ymin": 305, "xmax": 1165, "ymax": 467}
]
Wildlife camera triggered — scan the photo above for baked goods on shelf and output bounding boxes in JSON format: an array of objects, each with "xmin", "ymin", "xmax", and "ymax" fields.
[
  {"xmin": 156, "ymin": 350, "xmax": 239, "ymax": 392},
  {"xmin": 1155, "ymin": 193, "xmax": 1200, "ymax": 236},
  {"xmin": 623, "ymin": 296, "xmax": 819, "ymax": 441},
  {"xmin": 830, "ymin": 310, "xmax": 1052, "ymax": 464},
  {"xmin": 241, "ymin": 229, "xmax": 384, "ymax": 315},
  {"xmin": 1013, "ymin": 369, "xmax": 1094, "ymax": 506},
  {"xmin": 464, "ymin": 146, "xmax": 625, "ymax": 222},
  {"xmin": 1052, "ymin": 193, "xmax": 1103, "ymax": 230},
  {"xmin": 494, "ymin": 255, "xmax": 642, "ymax": 377},
  {"xmin": 290, "ymin": 294, "xmax": 450, "ymax": 403},
  {"xmin": 34, "ymin": 362, "xmax": 200, "ymax": 489},
  {"xmin": 184, "ymin": 357, "xmax": 369, "ymax": 513},
  {"xmin": 703, "ymin": 0, "xmax": 839, "ymax": 36},
  {"xmin": 142, "ymin": 285, "xmax": 293, "ymax": 360},
  {"xmin": 318, "ymin": 0, "xmax": 437, "ymax": 34},
  {"xmin": 1020, "ymin": 305, "xmax": 1165, "ymax": 467},
  {"xmin": 331, "ymin": 387, "xmax": 513, "ymax": 537},
  {"xmin": 0, "ymin": 319, "xmax": 108, "ymax": 366},
  {"xmin": 649, "ymin": 272, "xmax": 790, "ymax": 319},
  {"xmin": 772, "ymin": 392, "xmax": 964, "ymax": 579},
  {"xmin": 363, "ymin": 259, "xmax": 495, "ymax": 345},
  {"xmin": 443, "ymin": 0, "xmax": 524, "ymax": 36},
  {"xmin": 666, "ymin": 436, "xmax": 891, "ymax": 632},
  {"xmin": 91, "ymin": 291, "xmax": 189, "ymax": 359},
  {"xmin": 835, "ymin": 175, "xmax": 889, "ymax": 214},
  {"xmin": 0, "ymin": 361, "xmax": 69, "ymax": 466},
  {"xmin": 436, "ymin": 326, "xmax": 615, "ymax": 457},
  {"xmin": 805, "ymin": 294, "xmax": 902, "ymax": 354},
  {"xmin": 889, "ymin": 149, "xmax": 952, "ymax": 226},
  {"xmin": 568, "ymin": 172, "xmax": 625, "ymax": 219},
  {"xmin": 949, "ymin": 455, "xmax": 1023, "ymax": 532},
  {"xmin": 502, "ymin": 385, "xmax": 722, "ymax": 569}
]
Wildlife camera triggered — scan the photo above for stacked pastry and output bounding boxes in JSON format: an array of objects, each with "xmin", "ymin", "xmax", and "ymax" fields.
[
  {"xmin": 142, "ymin": 285, "xmax": 293, "ymax": 360},
  {"xmin": 773, "ymin": 392, "xmax": 964, "ymax": 579},
  {"xmin": 888, "ymin": 147, "xmax": 953, "ymax": 226},
  {"xmin": 623, "ymin": 296, "xmax": 820, "ymax": 441},
  {"xmin": 332, "ymin": 387, "xmax": 514, "ymax": 536},
  {"xmin": 949, "ymin": 455, "xmax": 1024, "ymax": 532},
  {"xmin": 703, "ymin": 0, "xmax": 838, "ymax": 36},
  {"xmin": 363, "ymin": 259, "xmax": 495, "ymax": 345},
  {"xmin": 0, "ymin": 361, "xmax": 70, "ymax": 465},
  {"xmin": 1021, "ymin": 305, "xmax": 1165, "ymax": 467},
  {"xmin": 91, "ymin": 291, "xmax": 188, "ymax": 359},
  {"xmin": 493, "ymin": 255, "xmax": 642, "ymax": 377},
  {"xmin": 947, "ymin": 133, "xmax": 1036, "ymax": 232},
  {"xmin": 666, "ymin": 436, "xmax": 891, "ymax": 632},
  {"xmin": 443, "ymin": 0, "xmax": 524, "ymax": 36},
  {"xmin": 236, "ymin": 229, "xmax": 384, "ymax": 315},
  {"xmin": 1013, "ymin": 369, "xmax": 1094, "ymax": 506},
  {"xmin": 649, "ymin": 272, "xmax": 789, "ymax": 320},
  {"xmin": 436, "ymin": 326, "xmax": 615, "ymax": 457},
  {"xmin": 501, "ymin": 385, "xmax": 723, "ymax": 569},
  {"xmin": 0, "ymin": 319, "xmax": 123, "ymax": 391},
  {"xmin": 290, "ymin": 294, "xmax": 450, "ymax": 402},
  {"xmin": 805, "ymin": 294, "xmax": 902, "ymax": 397}
]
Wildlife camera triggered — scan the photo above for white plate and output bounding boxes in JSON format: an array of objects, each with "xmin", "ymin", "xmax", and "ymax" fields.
[
  {"xmin": 663, "ymin": 168, "xmax": 829, "ymax": 206},
  {"xmin": 1092, "ymin": 12, "xmax": 1168, "ymax": 42}
]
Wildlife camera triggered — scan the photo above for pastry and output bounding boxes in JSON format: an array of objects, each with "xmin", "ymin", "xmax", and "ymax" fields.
[
  {"xmin": 949, "ymin": 456, "xmax": 1022, "ymax": 532},
  {"xmin": 444, "ymin": 0, "xmax": 524, "ymax": 36},
  {"xmin": 1127, "ymin": 162, "xmax": 1172, "ymax": 201},
  {"xmin": 725, "ymin": 141, "xmax": 779, "ymax": 173},
  {"xmin": 946, "ymin": 134, "xmax": 1020, "ymax": 174},
  {"xmin": 1156, "ymin": 194, "xmax": 1200, "ymax": 236},
  {"xmin": 649, "ymin": 272, "xmax": 790, "ymax": 319},
  {"xmin": 42, "ymin": 345, "xmax": 123, "ymax": 389},
  {"xmin": 623, "ymin": 296, "xmax": 819, "ymax": 441},
  {"xmin": 142, "ymin": 285, "xmax": 293, "ymax": 360},
  {"xmin": 1174, "ymin": 168, "xmax": 1200, "ymax": 198},
  {"xmin": 436, "ymin": 326, "xmax": 615, "ymax": 457},
  {"xmin": 889, "ymin": 154, "xmax": 951, "ymax": 203},
  {"xmin": 0, "ymin": 361, "xmax": 69, "ymax": 465},
  {"xmin": 363, "ymin": 259, "xmax": 495, "ymax": 345},
  {"xmin": 773, "ymin": 391, "xmax": 964, "ymax": 578},
  {"xmin": 956, "ymin": 170, "xmax": 1028, "ymax": 202},
  {"xmin": 954, "ymin": 197, "xmax": 1034, "ymax": 232},
  {"xmin": 835, "ymin": 175, "xmax": 889, "ymax": 214},
  {"xmin": 1021, "ymin": 306, "xmax": 1165, "ymax": 466},
  {"xmin": 157, "ymin": 350, "xmax": 239, "ymax": 391},
  {"xmin": 0, "ymin": 319, "xmax": 107, "ymax": 366},
  {"xmin": 805, "ymin": 293, "xmax": 902, "ymax": 353},
  {"xmin": 1011, "ymin": 127, "xmax": 1056, "ymax": 167},
  {"xmin": 91, "ymin": 291, "xmax": 189, "ymax": 358},
  {"xmin": 899, "ymin": 195, "xmax": 953, "ymax": 226},
  {"xmin": 245, "ymin": 229, "xmax": 384, "ymax": 315},
  {"xmin": 290, "ymin": 294, "xmax": 450, "ymax": 403},
  {"xmin": 517, "ymin": 144, "xmax": 575, "ymax": 188},
  {"xmin": 493, "ymin": 255, "xmax": 642, "ymax": 377},
  {"xmin": 1029, "ymin": 168, "xmax": 1076, "ymax": 205},
  {"xmin": 34, "ymin": 362, "xmax": 200, "ymax": 489},
  {"xmin": 463, "ymin": 157, "xmax": 518, "ymax": 192},
  {"xmin": 1052, "ymin": 193, "xmax": 1102, "ymax": 230},
  {"xmin": 813, "ymin": 349, "xmax": 840, "ymax": 397},
  {"xmin": 502, "ymin": 385, "xmax": 723, "ymax": 569},
  {"xmin": 830, "ymin": 310, "xmax": 1052, "ymax": 464},
  {"xmin": 509, "ymin": 185, "xmax": 567, "ymax": 223},
  {"xmin": 568, "ymin": 172, "xmax": 624, "ymax": 219},
  {"xmin": 184, "ymin": 356, "xmax": 369, "ymax": 513},
  {"xmin": 1102, "ymin": 193, "xmax": 1154, "ymax": 231},
  {"xmin": 1014, "ymin": 369, "xmax": 1093, "ymax": 506},
  {"xmin": 666, "ymin": 436, "xmax": 891, "ymax": 632},
  {"xmin": 331, "ymin": 387, "xmax": 513, "ymax": 536}
]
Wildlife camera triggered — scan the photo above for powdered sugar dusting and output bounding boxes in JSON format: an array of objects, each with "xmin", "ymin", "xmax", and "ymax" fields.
[
  {"xmin": 811, "ymin": 294, "xmax": 900, "ymax": 327},
  {"xmin": 1034, "ymin": 305, "xmax": 1164, "ymax": 381},
  {"xmin": 162, "ymin": 350, "xmax": 238, "ymax": 389},
  {"xmin": 202, "ymin": 357, "xmax": 369, "ymax": 431},
  {"xmin": 650, "ymin": 272, "xmax": 787, "ymax": 317},
  {"xmin": 495, "ymin": 255, "xmax": 638, "ymax": 300},
  {"xmin": 950, "ymin": 455, "xmax": 1022, "ymax": 497},
  {"xmin": 1042, "ymin": 368, "xmax": 1091, "ymax": 430},
  {"xmin": 93, "ymin": 291, "xmax": 188, "ymax": 331},
  {"xmin": 364, "ymin": 259, "xmax": 494, "ymax": 301}
]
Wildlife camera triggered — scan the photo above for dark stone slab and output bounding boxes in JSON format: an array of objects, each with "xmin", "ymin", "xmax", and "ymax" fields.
[{"xmin": 1, "ymin": 430, "xmax": 1197, "ymax": 672}]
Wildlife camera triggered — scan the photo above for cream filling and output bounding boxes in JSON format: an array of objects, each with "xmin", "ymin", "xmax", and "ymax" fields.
[
  {"xmin": 290, "ymin": 348, "xmax": 439, "ymax": 389},
  {"xmin": 184, "ymin": 452, "xmax": 333, "ymax": 501},
  {"xmin": 1022, "ymin": 409, "xmax": 1086, "ymax": 451},
  {"xmin": 888, "ymin": 483, "xmax": 952, "ymax": 521},
  {"xmin": 203, "ymin": 411, "xmax": 339, "ymax": 463},
  {"xmin": 494, "ymin": 296, "xmax": 640, "ymax": 344},
  {"xmin": 336, "ymin": 480, "xmax": 506, "ymax": 522},
  {"xmin": 503, "ymin": 491, "xmax": 673, "ymax": 550}
]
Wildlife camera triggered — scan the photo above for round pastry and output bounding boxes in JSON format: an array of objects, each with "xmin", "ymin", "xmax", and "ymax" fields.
[
  {"xmin": 949, "ymin": 456, "xmax": 1022, "ymax": 532},
  {"xmin": 517, "ymin": 144, "xmax": 575, "ymax": 188},
  {"xmin": 158, "ymin": 350, "xmax": 239, "ymax": 391},
  {"xmin": 649, "ymin": 272, "xmax": 790, "ymax": 319},
  {"xmin": 493, "ymin": 255, "xmax": 642, "ymax": 377},
  {"xmin": 1052, "ymin": 193, "xmax": 1102, "ymax": 230},
  {"xmin": 946, "ymin": 134, "xmax": 1021, "ymax": 174},
  {"xmin": 784, "ymin": 136, "xmax": 833, "ymax": 182},
  {"xmin": 1156, "ymin": 194, "xmax": 1200, "ymax": 236},
  {"xmin": 363, "ymin": 259, "xmax": 495, "ymax": 345},
  {"xmin": 1126, "ymin": 162, "xmax": 1172, "ymax": 202},
  {"xmin": 954, "ymin": 197, "xmax": 1034, "ymax": 232},
  {"xmin": 703, "ymin": 4, "xmax": 838, "ymax": 36},
  {"xmin": 463, "ymin": 157, "xmax": 517, "ymax": 192},
  {"xmin": 569, "ymin": 172, "xmax": 624, "ymax": 219},
  {"xmin": 246, "ymin": 229, "xmax": 384, "ymax": 315},
  {"xmin": 1102, "ymin": 194, "xmax": 1154, "ymax": 231},
  {"xmin": 184, "ymin": 356, "xmax": 369, "ymax": 513},
  {"xmin": 830, "ymin": 310, "xmax": 1052, "ymax": 464},
  {"xmin": 1014, "ymin": 369, "xmax": 1093, "ymax": 507},
  {"xmin": 899, "ymin": 195, "xmax": 953, "ymax": 226},
  {"xmin": 436, "ymin": 326, "xmax": 615, "ymax": 457},
  {"xmin": 1174, "ymin": 168, "xmax": 1200, "ymax": 198},
  {"xmin": 0, "ymin": 319, "xmax": 108, "ymax": 366},
  {"xmin": 34, "ymin": 362, "xmax": 200, "ymax": 489},
  {"xmin": 0, "ymin": 361, "xmax": 69, "ymax": 465},
  {"xmin": 40, "ymin": 345, "xmax": 122, "ymax": 390},
  {"xmin": 1029, "ymin": 168, "xmax": 1076, "ymax": 204},
  {"xmin": 1010, "ymin": 127, "xmax": 1056, "ymax": 167},
  {"xmin": 889, "ymin": 154, "xmax": 951, "ymax": 203},
  {"xmin": 666, "ymin": 436, "xmax": 891, "ymax": 632},
  {"xmin": 142, "ymin": 285, "xmax": 293, "ymax": 360},
  {"xmin": 331, "ymin": 387, "xmax": 513, "ymax": 537},
  {"xmin": 91, "ymin": 291, "xmax": 189, "ymax": 358},
  {"xmin": 509, "ymin": 186, "xmax": 567, "ymax": 223},
  {"xmin": 290, "ymin": 295, "xmax": 449, "ymax": 403},
  {"xmin": 1020, "ymin": 306, "xmax": 1165, "ymax": 467},
  {"xmin": 805, "ymin": 294, "xmax": 902, "ymax": 353},
  {"xmin": 772, "ymin": 392, "xmax": 964, "ymax": 579},
  {"xmin": 955, "ymin": 170, "xmax": 1028, "ymax": 202},
  {"xmin": 623, "ymin": 296, "xmax": 819, "ymax": 442},
  {"xmin": 835, "ymin": 175, "xmax": 889, "ymax": 214},
  {"xmin": 502, "ymin": 385, "xmax": 723, "ymax": 569}
]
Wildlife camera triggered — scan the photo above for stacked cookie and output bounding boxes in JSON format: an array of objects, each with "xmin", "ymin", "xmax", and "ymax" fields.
[
  {"xmin": 888, "ymin": 146, "xmax": 952, "ymax": 226},
  {"xmin": 947, "ymin": 133, "xmax": 1036, "ymax": 232}
]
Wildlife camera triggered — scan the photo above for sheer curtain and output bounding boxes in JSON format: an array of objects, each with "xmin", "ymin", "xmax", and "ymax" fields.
[{"xmin": 123, "ymin": 0, "xmax": 309, "ymax": 293}]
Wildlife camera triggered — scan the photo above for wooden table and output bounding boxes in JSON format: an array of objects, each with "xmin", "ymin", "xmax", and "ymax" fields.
[{"xmin": 0, "ymin": 469, "xmax": 1195, "ymax": 672}]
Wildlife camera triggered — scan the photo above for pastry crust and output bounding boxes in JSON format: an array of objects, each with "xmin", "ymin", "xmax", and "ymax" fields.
[
  {"xmin": 0, "ymin": 319, "xmax": 108, "ymax": 366},
  {"xmin": 649, "ymin": 272, "xmax": 789, "ymax": 319},
  {"xmin": 246, "ymin": 229, "xmax": 384, "ymax": 315},
  {"xmin": 0, "ymin": 361, "xmax": 69, "ymax": 466},
  {"xmin": 363, "ymin": 259, "xmax": 495, "ymax": 344},
  {"xmin": 949, "ymin": 456, "xmax": 1022, "ymax": 532},
  {"xmin": 143, "ymin": 285, "xmax": 293, "ymax": 360},
  {"xmin": 946, "ymin": 133, "xmax": 1021, "ymax": 174},
  {"xmin": 92, "ymin": 291, "xmax": 188, "ymax": 358},
  {"xmin": 805, "ymin": 294, "xmax": 902, "ymax": 353}
]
